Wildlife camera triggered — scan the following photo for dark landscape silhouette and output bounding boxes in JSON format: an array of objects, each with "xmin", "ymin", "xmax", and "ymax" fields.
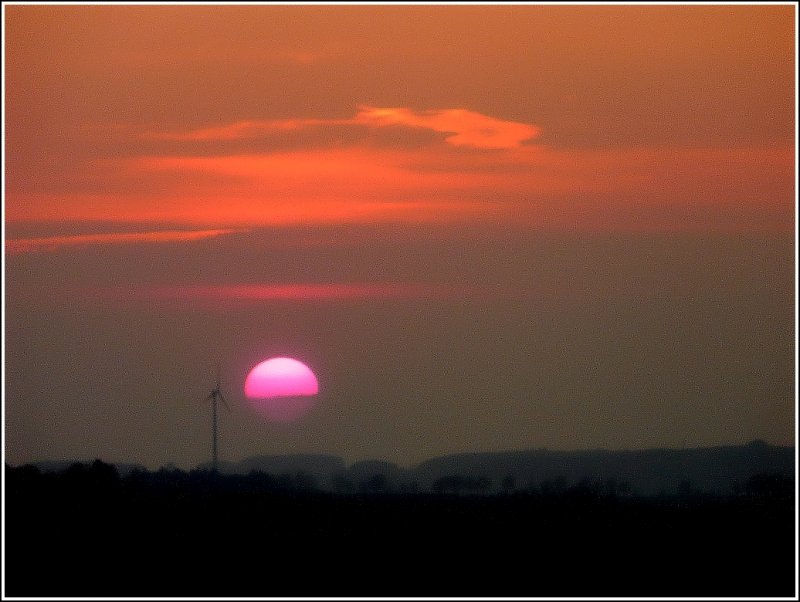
[{"xmin": 5, "ymin": 441, "xmax": 795, "ymax": 597}]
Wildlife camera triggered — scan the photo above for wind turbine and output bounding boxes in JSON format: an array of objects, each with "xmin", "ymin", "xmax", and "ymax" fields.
[{"xmin": 202, "ymin": 363, "xmax": 230, "ymax": 474}]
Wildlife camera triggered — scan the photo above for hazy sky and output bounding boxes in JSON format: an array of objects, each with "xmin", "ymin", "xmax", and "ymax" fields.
[{"xmin": 4, "ymin": 3, "xmax": 796, "ymax": 470}]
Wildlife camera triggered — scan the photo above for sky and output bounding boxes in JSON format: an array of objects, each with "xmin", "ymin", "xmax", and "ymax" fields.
[{"xmin": 3, "ymin": 3, "xmax": 796, "ymax": 470}]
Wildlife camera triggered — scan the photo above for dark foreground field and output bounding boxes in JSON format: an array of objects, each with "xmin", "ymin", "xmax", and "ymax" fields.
[{"xmin": 5, "ymin": 463, "xmax": 795, "ymax": 597}]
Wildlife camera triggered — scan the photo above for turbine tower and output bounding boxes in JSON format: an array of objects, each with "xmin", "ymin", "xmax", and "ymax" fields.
[{"xmin": 203, "ymin": 363, "xmax": 230, "ymax": 474}]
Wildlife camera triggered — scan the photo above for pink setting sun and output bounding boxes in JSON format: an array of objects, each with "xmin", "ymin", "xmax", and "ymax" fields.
[{"xmin": 244, "ymin": 357, "xmax": 319, "ymax": 422}]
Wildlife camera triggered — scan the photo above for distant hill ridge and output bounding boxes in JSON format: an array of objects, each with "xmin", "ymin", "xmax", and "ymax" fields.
[
  {"xmin": 28, "ymin": 441, "xmax": 794, "ymax": 496},
  {"xmin": 410, "ymin": 440, "xmax": 795, "ymax": 495}
]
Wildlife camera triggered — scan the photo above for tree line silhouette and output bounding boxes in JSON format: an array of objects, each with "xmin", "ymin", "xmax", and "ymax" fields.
[
  {"xmin": 5, "ymin": 460, "xmax": 795, "ymax": 597},
  {"xmin": 9, "ymin": 458, "xmax": 793, "ymax": 498}
]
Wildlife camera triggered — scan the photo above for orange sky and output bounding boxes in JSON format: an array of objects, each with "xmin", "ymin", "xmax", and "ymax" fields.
[
  {"xmin": 4, "ymin": 4, "xmax": 796, "ymax": 467},
  {"xmin": 5, "ymin": 4, "xmax": 795, "ymax": 241}
]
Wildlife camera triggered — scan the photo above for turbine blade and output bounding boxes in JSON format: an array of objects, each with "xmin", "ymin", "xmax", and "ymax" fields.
[{"xmin": 219, "ymin": 391, "xmax": 231, "ymax": 413}]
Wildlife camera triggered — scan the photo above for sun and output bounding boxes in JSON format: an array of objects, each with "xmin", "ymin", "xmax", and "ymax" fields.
[{"xmin": 244, "ymin": 357, "xmax": 319, "ymax": 422}]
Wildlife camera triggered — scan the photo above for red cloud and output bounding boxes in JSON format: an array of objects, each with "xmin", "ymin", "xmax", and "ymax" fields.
[
  {"xmin": 88, "ymin": 282, "xmax": 535, "ymax": 306},
  {"xmin": 353, "ymin": 106, "xmax": 541, "ymax": 149},
  {"xmin": 7, "ymin": 143, "xmax": 792, "ymax": 234},
  {"xmin": 145, "ymin": 106, "xmax": 541, "ymax": 149},
  {"xmin": 6, "ymin": 228, "xmax": 244, "ymax": 254}
]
